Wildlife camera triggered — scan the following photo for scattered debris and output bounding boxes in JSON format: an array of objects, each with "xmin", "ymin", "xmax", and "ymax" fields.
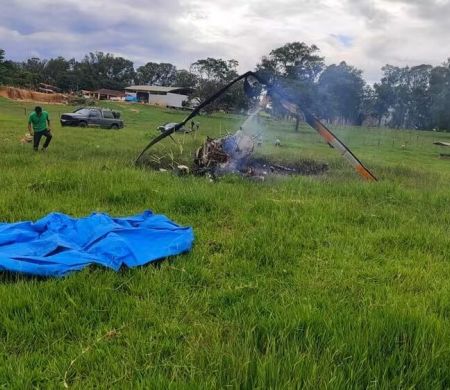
[
  {"xmin": 20, "ymin": 133, "xmax": 33, "ymax": 144},
  {"xmin": 158, "ymin": 122, "xmax": 188, "ymax": 133},
  {"xmin": 194, "ymin": 130, "xmax": 254, "ymax": 174},
  {"xmin": 190, "ymin": 121, "xmax": 200, "ymax": 132},
  {"xmin": 434, "ymin": 141, "xmax": 450, "ymax": 147},
  {"xmin": 193, "ymin": 131, "xmax": 328, "ymax": 178},
  {"xmin": 142, "ymin": 130, "xmax": 328, "ymax": 179},
  {"xmin": 176, "ymin": 165, "xmax": 190, "ymax": 175}
]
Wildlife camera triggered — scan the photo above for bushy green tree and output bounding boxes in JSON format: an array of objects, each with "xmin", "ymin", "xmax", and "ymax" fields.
[
  {"xmin": 190, "ymin": 58, "xmax": 247, "ymax": 112},
  {"xmin": 136, "ymin": 62, "xmax": 177, "ymax": 86},
  {"xmin": 174, "ymin": 69, "xmax": 197, "ymax": 89},
  {"xmin": 318, "ymin": 61, "xmax": 365, "ymax": 125},
  {"xmin": 0, "ymin": 49, "xmax": 10, "ymax": 85},
  {"xmin": 74, "ymin": 52, "xmax": 135, "ymax": 90},
  {"xmin": 43, "ymin": 57, "xmax": 77, "ymax": 91},
  {"xmin": 257, "ymin": 42, "xmax": 325, "ymax": 129},
  {"xmin": 429, "ymin": 61, "xmax": 450, "ymax": 131},
  {"xmin": 373, "ymin": 64, "xmax": 435, "ymax": 130}
]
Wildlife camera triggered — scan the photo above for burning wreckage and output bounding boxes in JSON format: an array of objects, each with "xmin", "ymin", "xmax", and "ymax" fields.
[
  {"xmin": 194, "ymin": 131, "xmax": 254, "ymax": 174},
  {"xmin": 193, "ymin": 131, "xmax": 328, "ymax": 179},
  {"xmin": 135, "ymin": 71, "xmax": 377, "ymax": 182}
]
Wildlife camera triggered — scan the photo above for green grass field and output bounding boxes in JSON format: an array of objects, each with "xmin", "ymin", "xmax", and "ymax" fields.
[{"xmin": 0, "ymin": 97, "xmax": 449, "ymax": 388}]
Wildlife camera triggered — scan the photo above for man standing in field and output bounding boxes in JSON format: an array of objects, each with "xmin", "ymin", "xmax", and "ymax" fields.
[{"xmin": 28, "ymin": 106, "xmax": 52, "ymax": 151}]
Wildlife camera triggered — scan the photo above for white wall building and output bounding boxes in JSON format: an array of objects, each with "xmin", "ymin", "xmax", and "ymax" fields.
[{"xmin": 124, "ymin": 86, "xmax": 193, "ymax": 108}]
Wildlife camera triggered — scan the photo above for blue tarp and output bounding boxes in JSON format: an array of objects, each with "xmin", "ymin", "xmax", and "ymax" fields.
[
  {"xmin": 125, "ymin": 94, "xmax": 138, "ymax": 102},
  {"xmin": 0, "ymin": 211, "xmax": 194, "ymax": 277}
]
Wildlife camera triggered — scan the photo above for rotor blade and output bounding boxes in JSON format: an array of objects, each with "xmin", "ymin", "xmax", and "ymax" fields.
[
  {"xmin": 272, "ymin": 91, "xmax": 377, "ymax": 181},
  {"xmin": 304, "ymin": 113, "xmax": 377, "ymax": 181},
  {"xmin": 135, "ymin": 72, "xmax": 254, "ymax": 164},
  {"xmin": 135, "ymin": 124, "xmax": 179, "ymax": 164}
]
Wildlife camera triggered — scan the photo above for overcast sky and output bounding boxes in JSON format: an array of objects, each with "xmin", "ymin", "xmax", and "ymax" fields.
[{"xmin": 1, "ymin": 0, "xmax": 449, "ymax": 82}]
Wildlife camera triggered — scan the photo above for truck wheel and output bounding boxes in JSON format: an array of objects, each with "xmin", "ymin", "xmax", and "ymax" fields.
[
  {"xmin": 79, "ymin": 121, "xmax": 88, "ymax": 128},
  {"xmin": 110, "ymin": 124, "xmax": 119, "ymax": 130}
]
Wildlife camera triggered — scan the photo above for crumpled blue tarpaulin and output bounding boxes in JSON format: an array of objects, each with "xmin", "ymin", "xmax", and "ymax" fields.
[{"xmin": 0, "ymin": 211, "xmax": 194, "ymax": 277}]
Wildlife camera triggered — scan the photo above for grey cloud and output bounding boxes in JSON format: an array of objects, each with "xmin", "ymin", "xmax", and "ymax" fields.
[
  {"xmin": 1, "ymin": 0, "xmax": 450, "ymax": 82},
  {"xmin": 387, "ymin": 0, "xmax": 450, "ymax": 28},
  {"xmin": 346, "ymin": 0, "xmax": 392, "ymax": 27},
  {"xmin": 0, "ymin": 0, "xmax": 195, "ymax": 66},
  {"xmin": 248, "ymin": 0, "xmax": 330, "ymax": 19}
]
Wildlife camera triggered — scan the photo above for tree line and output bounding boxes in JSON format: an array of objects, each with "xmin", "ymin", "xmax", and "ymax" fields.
[{"xmin": 1, "ymin": 44, "xmax": 449, "ymax": 131}]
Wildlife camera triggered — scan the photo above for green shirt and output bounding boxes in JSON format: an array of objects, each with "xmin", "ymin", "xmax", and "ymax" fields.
[{"xmin": 28, "ymin": 111, "xmax": 49, "ymax": 132}]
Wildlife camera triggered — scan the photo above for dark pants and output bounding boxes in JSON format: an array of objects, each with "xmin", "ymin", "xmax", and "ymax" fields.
[{"xmin": 33, "ymin": 129, "xmax": 52, "ymax": 150}]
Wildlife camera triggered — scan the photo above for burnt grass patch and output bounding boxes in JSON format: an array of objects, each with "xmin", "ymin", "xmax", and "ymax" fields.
[
  {"xmin": 243, "ymin": 157, "xmax": 329, "ymax": 177},
  {"xmin": 138, "ymin": 154, "xmax": 329, "ymax": 178}
]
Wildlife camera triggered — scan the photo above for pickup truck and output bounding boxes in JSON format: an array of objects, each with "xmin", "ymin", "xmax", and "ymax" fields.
[{"xmin": 60, "ymin": 107, "xmax": 124, "ymax": 129}]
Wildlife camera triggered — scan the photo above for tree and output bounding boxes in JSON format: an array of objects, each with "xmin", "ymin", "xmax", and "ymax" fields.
[
  {"xmin": 136, "ymin": 62, "xmax": 177, "ymax": 86},
  {"xmin": 0, "ymin": 49, "xmax": 9, "ymax": 85},
  {"xmin": 42, "ymin": 57, "xmax": 77, "ymax": 91},
  {"xmin": 406, "ymin": 64, "xmax": 432, "ymax": 129},
  {"xmin": 174, "ymin": 69, "xmax": 197, "ymax": 88},
  {"xmin": 74, "ymin": 52, "xmax": 135, "ymax": 90},
  {"xmin": 373, "ymin": 64, "xmax": 433, "ymax": 129},
  {"xmin": 360, "ymin": 85, "xmax": 375, "ymax": 117},
  {"xmin": 372, "ymin": 82, "xmax": 394, "ymax": 126},
  {"xmin": 0, "ymin": 51, "xmax": 29, "ymax": 87},
  {"xmin": 190, "ymin": 58, "xmax": 247, "ymax": 112},
  {"xmin": 257, "ymin": 42, "xmax": 325, "ymax": 129},
  {"xmin": 317, "ymin": 61, "xmax": 365, "ymax": 125},
  {"xmin": 429, "ymin": 61, "xmax": 450, "ymax": 130},
  {"xmin": 19, "ymin": 57, "xmax": 46, "ymax": 87},
  {"xmin": 191, "ymin": 58, "xmax": 238, "ymax": 82},
  {"xmin": 258, "ymin": 42, "xmax": 324, "ymax": 82}
]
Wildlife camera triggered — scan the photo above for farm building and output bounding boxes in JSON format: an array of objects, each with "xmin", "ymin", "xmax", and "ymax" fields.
[
  {"xmin": 93, "ymin": 89, "xmax": 126, "ymax": 101},
  {"xmin": 124, "ymin": 86, "xmax": 193, "ymax": 108}
]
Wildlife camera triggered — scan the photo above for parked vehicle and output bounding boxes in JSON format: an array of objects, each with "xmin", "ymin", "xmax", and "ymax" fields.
[{"xmin": 60, "ymin": 107, "xmax": 123, "ymax": 129}]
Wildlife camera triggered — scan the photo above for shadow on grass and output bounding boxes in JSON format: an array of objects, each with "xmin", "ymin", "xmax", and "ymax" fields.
[
  {"xmin": 0, "ymin": 271, "xmax": 48, "ymax": 284},
  {"xmin": 0, "ymin": 256, "xmax": 179, "ymax": 284}
]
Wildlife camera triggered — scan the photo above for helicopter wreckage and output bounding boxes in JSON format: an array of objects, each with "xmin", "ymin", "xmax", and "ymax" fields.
[{"xmin": 135, "ymin": 71, "xmax": 377, "ymax": 182}]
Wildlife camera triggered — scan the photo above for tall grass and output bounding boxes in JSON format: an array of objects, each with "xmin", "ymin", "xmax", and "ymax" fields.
[{"xmin": 0, "ymin": 98, "xmax": 449, "ymax": 388}]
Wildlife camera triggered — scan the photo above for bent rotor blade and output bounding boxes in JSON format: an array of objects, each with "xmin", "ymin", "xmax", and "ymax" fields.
[
  {"xmin": 275, "ymin": 94, "xmax": 377, "ymax": 182},
  {"xmin": 304, "ymin": 113, "xmax": 377, "ymax": 181}
]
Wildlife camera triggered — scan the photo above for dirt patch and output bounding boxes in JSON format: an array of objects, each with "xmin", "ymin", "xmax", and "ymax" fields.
[{"xmin": 0, "ymin": 86, "xmax": 67, "ymax": 103}]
